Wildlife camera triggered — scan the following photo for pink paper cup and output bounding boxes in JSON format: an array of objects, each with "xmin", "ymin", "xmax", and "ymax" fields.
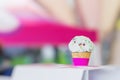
[{"xmin": 72, "ymin": 58, "xmax": 89, "ymax": 66}]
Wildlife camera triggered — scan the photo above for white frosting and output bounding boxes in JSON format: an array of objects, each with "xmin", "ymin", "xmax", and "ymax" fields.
[{"xmin": 68, "ymin": 36, "xmax": 94, "ymax": 52}]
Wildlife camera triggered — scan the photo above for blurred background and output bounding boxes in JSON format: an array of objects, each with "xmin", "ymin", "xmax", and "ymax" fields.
[{"xmin": 0, "ymin": 0, "xmax": 120, "ymax": 78}]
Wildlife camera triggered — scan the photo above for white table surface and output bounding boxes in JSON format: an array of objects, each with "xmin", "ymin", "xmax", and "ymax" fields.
[{"xmin": 0, "ymin": 76, "xmax": 11, "ymax": 80}]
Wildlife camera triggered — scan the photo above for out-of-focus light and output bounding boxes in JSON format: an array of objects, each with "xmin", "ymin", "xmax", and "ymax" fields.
[
  {"xmin": 0, "ymin": 10, "xmax": 20, "ymax": 33},
  {"xmin": 0, "ymin": 0, "xmax": 28, "ymax": 8}
]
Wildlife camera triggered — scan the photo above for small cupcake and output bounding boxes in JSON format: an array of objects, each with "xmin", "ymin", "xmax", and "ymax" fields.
[{"xmin": 68, "ymin": 36, "xmax": 94, "ymax": 66}]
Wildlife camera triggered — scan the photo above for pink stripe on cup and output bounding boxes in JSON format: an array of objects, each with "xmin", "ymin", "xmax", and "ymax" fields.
[{"xmin": 72, "ymin": 58, "xmax": 89, "ymax": 66}]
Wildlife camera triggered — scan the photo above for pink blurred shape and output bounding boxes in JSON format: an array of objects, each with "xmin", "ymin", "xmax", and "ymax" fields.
[{"xmin": 0, "ymin": 13, "xmax": 97, "ymax": 46}]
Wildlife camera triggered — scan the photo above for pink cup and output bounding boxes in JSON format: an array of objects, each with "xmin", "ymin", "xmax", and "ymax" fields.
[{"xmin": 72, "ymin": 58, "xmax": 89, "ymax": 66}]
